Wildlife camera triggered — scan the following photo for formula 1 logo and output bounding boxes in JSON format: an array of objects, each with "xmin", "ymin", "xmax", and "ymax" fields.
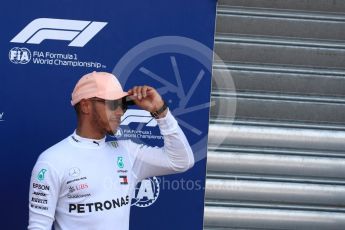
[
  {"xmin": 10, "ymin": 18, "xmax": 107, "ymax": 47},
  {"xmin": 121, "ymin": 109, "xmax": 157, "ymax": 127},
  {"xmin": 113, "ymin": 109, "xmax": 163, "ymax": 142}
]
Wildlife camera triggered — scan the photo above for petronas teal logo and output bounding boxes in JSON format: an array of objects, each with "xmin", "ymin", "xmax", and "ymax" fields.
[
  {"xmin": 37, "ymin": 169, "xmax": 47, "ymax": 181},
  {"xmin": 117, "ymin": 156, "xmax": 124, "ymax": 168}
]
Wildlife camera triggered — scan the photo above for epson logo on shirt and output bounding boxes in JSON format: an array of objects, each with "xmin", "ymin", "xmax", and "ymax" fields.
[
  {"xmin": 11, "ymin": 18, "xmax": 107, "ymax": 47},
  {"xmin": 69, "ymin": 195, "xmax": 129, "ymax": 213},
  {"xmin": 33, "ymin": 183, "xmax": 50, "ymax": 191}
]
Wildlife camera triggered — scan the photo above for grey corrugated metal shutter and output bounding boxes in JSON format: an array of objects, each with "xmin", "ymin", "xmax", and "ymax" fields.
[{"xmin": 204, "ymin": 0, "xmax": 345, "ymax": 229}]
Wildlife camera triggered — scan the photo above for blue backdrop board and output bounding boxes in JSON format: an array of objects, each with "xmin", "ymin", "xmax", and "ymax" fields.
[{"xmin": 1, "ymin": 0, "xmax": 217, "ymax": 229}]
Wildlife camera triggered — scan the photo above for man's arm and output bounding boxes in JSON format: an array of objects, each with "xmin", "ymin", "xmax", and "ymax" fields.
[
  {"xmin": 28, "ymin": 161, "xmax": 59, "ymax": 230},
  {"xmin": 124, "ymin": 109, "xmax": 194, "ymax": 181},
  {"xmin": 125, "ymin": 86, "xmax": 195, "ymax": 181}
]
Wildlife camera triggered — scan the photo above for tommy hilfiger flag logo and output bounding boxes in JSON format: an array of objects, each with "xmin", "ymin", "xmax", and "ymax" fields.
[{"xmin": 119, "ymin": 175, "xmax": 128, "ymax": 185}]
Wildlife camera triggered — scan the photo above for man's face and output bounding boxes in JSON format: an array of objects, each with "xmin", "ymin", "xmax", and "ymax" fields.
[{"xmin": 90, "ymin": 98, "xmax": 126, "ymax": 136}]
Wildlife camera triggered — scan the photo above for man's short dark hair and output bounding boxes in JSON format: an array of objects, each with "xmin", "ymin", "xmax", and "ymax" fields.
[{"xmin": 74, "ymin": 103, "xmax": 81, "ymax": 117}]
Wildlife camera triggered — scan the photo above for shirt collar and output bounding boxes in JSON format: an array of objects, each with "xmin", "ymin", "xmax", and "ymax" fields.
[{"xmin": 69, "ymin": 130, "xmax": 106, "ymax": 148}]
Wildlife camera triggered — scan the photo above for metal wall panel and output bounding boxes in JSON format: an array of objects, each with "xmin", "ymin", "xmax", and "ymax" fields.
[{"xmin": 205, "ymin": 1, "xmax": 345, "ymax": 229}]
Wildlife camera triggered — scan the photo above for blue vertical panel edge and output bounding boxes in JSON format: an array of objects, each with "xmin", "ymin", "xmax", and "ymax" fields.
[{"xmin": 0, "ymin": 0, "xmax": 217, "ymax": 229}]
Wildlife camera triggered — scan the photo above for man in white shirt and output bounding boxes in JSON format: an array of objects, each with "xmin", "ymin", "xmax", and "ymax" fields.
[{"xmin": 28, "ymin": 71, "xmax": 194, "ymax": 230}]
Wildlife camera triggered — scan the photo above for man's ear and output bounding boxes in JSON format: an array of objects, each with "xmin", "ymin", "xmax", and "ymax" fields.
[{"xmin": 79, "ymin": 99, "xmax": 92, "ymax": 114}]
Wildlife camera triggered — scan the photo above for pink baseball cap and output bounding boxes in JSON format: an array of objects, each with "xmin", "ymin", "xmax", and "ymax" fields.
[{"xmin": 71, "ymin": 71, "xmax": 128, "ymax": 106}]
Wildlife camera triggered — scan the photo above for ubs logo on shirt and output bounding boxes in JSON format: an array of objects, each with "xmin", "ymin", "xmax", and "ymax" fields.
[{"xmin": 69, "ymin": 184, "xmax": 88, "ymax": 193}]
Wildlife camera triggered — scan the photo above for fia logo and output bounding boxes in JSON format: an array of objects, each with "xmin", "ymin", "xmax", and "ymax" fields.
[
  {"xmin": 9, "ymin": 47, "xmax": 31, "ymax": 64},
  {"xmin": 131, "ymin": 177, "xmax": 160, "ymax": 207},
  {"xmin": 11, "ymin": 18, "xmax": 107, "ymax": 47}
]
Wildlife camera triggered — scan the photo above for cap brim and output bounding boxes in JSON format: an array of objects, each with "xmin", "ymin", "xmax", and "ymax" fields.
[
  {"xmin": 125, "ymin": 96, "xmax": 136, "ymax": 106},
  {"xmin": 102, "ymin": 91, "xmax": 128, "ymax": 101}
]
